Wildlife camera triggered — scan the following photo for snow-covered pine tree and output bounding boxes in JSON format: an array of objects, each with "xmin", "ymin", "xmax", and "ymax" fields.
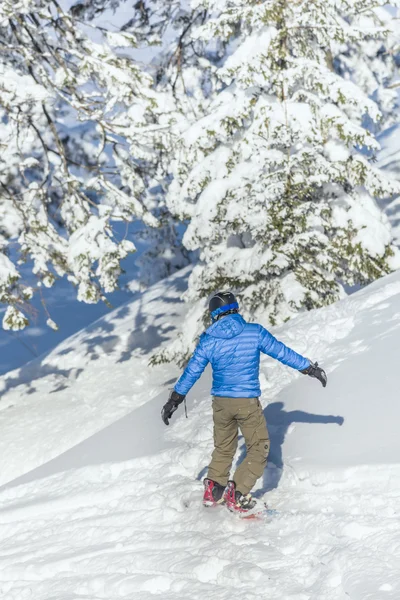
[
  {"xmin": 332, "ymin": 4, "xmax": 400, "ymax": 130},
  {"xmin": 95, "ymin": 0, "xmax": 233, "ymax": 288},
  {"xmin": 157, "ymin": 0, "xmax": 400, "ymax": 364},
  {"xmin": 68, "ymin": 0, "xmax": 216, "ymax": 289},
  {"xmin": 0, "ymin": 0, "xmax": 166, "ymax": 329},
  {"xmin": 110, "ymin": 0, "xmax": 209, "ymax": 287}
]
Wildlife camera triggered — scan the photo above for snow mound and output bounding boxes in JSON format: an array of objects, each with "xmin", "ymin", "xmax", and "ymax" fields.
[{"xmin": 1, "ymin": 268, "xmax": 400, "ymax": 599}]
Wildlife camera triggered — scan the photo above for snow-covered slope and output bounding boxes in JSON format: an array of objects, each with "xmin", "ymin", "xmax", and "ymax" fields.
[
  {"xmin": 0, "ymin": 268, "xmax": 188, "ymax": 486},
  {"xmin": 1, "ymin": 268, "xmax": 400, "ymax": 599}
]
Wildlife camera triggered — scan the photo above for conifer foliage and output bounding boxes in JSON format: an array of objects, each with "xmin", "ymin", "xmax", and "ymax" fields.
[
  {"xmin": 0, "ymin": 0, "xmax": 160, "ymax": 329},
  {"xmin": 332, "ymin": 4, "xmax": 400, "ymax": 130},
  {"xmin": 162, "ymin": 0, "xmax": 400, "ymax": 362}
]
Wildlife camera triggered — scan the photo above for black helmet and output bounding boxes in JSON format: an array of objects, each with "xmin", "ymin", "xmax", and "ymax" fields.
[{"xmin": 209, "ymin": 291, "xmax": 239, "ymax": 322}]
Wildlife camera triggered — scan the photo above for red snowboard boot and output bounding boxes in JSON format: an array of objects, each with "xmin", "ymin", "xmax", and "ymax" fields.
[
  {"xmin": 203, "ymin": 478, "xmax": 226, "ymax": 507},
  {"xmin": 223, "ymin": 480, "xmax": 257, "ymax": 514}
]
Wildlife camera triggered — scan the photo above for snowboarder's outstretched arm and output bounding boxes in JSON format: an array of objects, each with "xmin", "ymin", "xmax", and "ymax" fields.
[
  {"xmin": 258, "ymin": 326, "xmax": 327, "ymax": 387},
  {"xmin": 161, "ymin": 337, "xmax": 209, "ymax": 425},
  {"xmin": 258, "ymin": 326, "xmax": 309, "ymax": 370}
]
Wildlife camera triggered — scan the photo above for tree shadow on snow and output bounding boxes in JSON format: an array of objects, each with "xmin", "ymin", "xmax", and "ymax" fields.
[
  {"xmin": 0, "ymin": 270, "xmax": 190, "ymax": 399},
  {"xmin": 117, "ymin": 300, "xmax": 176, "ymax": 363},
  {"xmin": 0, "ymin": 363, "xmax": 83, "ymax": 397},
  {"xmin": 72, "ymin": 269, "xmax": 188, "ymax": 364},
  {"xmin": 56, "ymin": 319, "xmax": 119, "ymax": 363}
]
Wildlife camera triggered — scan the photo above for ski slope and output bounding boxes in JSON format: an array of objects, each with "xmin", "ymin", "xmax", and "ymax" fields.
[{"xmin": 1, "ymin": 268, "xmax": 400, "ymax": 599}]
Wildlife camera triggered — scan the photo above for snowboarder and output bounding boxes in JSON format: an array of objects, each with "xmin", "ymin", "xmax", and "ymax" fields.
[{"xmin": 161, "ymin": 292, "xmax": 327, "ymax": 514}]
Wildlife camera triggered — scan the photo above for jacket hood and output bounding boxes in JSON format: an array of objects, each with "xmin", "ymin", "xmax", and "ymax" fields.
[{"xmin": 206, "ymin": 313, "xmax": 246, "ymax": 339}]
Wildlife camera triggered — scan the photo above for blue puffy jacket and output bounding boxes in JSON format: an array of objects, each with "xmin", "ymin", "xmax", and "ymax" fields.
[{"xmin": 174, "ymin": 313, "xmax": 310, "ymax": 398}]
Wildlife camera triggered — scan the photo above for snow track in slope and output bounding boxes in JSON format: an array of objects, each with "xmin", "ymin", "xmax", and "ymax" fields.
[{"xmin": 1, "ymin": 447, "xmax": 400, "ymax": 600}]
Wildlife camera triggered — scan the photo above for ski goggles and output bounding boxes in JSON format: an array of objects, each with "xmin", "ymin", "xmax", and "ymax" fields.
[{"xmin": 210, "ymin": 302, "xmax": 239, "ymax": 322}]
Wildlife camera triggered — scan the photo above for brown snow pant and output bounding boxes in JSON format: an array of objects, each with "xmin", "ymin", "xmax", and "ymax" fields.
[{"xmin": 207, "ymin": 396, "xmax": 270, "ymax": 496}]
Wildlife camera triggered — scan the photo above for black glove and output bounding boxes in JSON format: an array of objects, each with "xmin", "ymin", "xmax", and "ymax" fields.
[
  {"xmin": 300, "ymin": 361, "xmax": 327, "ymax": 388},
  {"xmin": 161, "ymin": 390, "xmax": 185, "ymax": 425}
]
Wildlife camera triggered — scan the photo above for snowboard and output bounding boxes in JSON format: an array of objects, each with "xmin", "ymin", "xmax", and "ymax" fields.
[
  {"xmin": 229, "ymin": 503, "xmax": 278, "ymax": 520},
  {"xmin": 183, "ymin": 495, "xmax": 278, "ymax": 520},
  {"xmin": 202, "ymin": 501, "xmax": 278, "ymax": 520}
]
